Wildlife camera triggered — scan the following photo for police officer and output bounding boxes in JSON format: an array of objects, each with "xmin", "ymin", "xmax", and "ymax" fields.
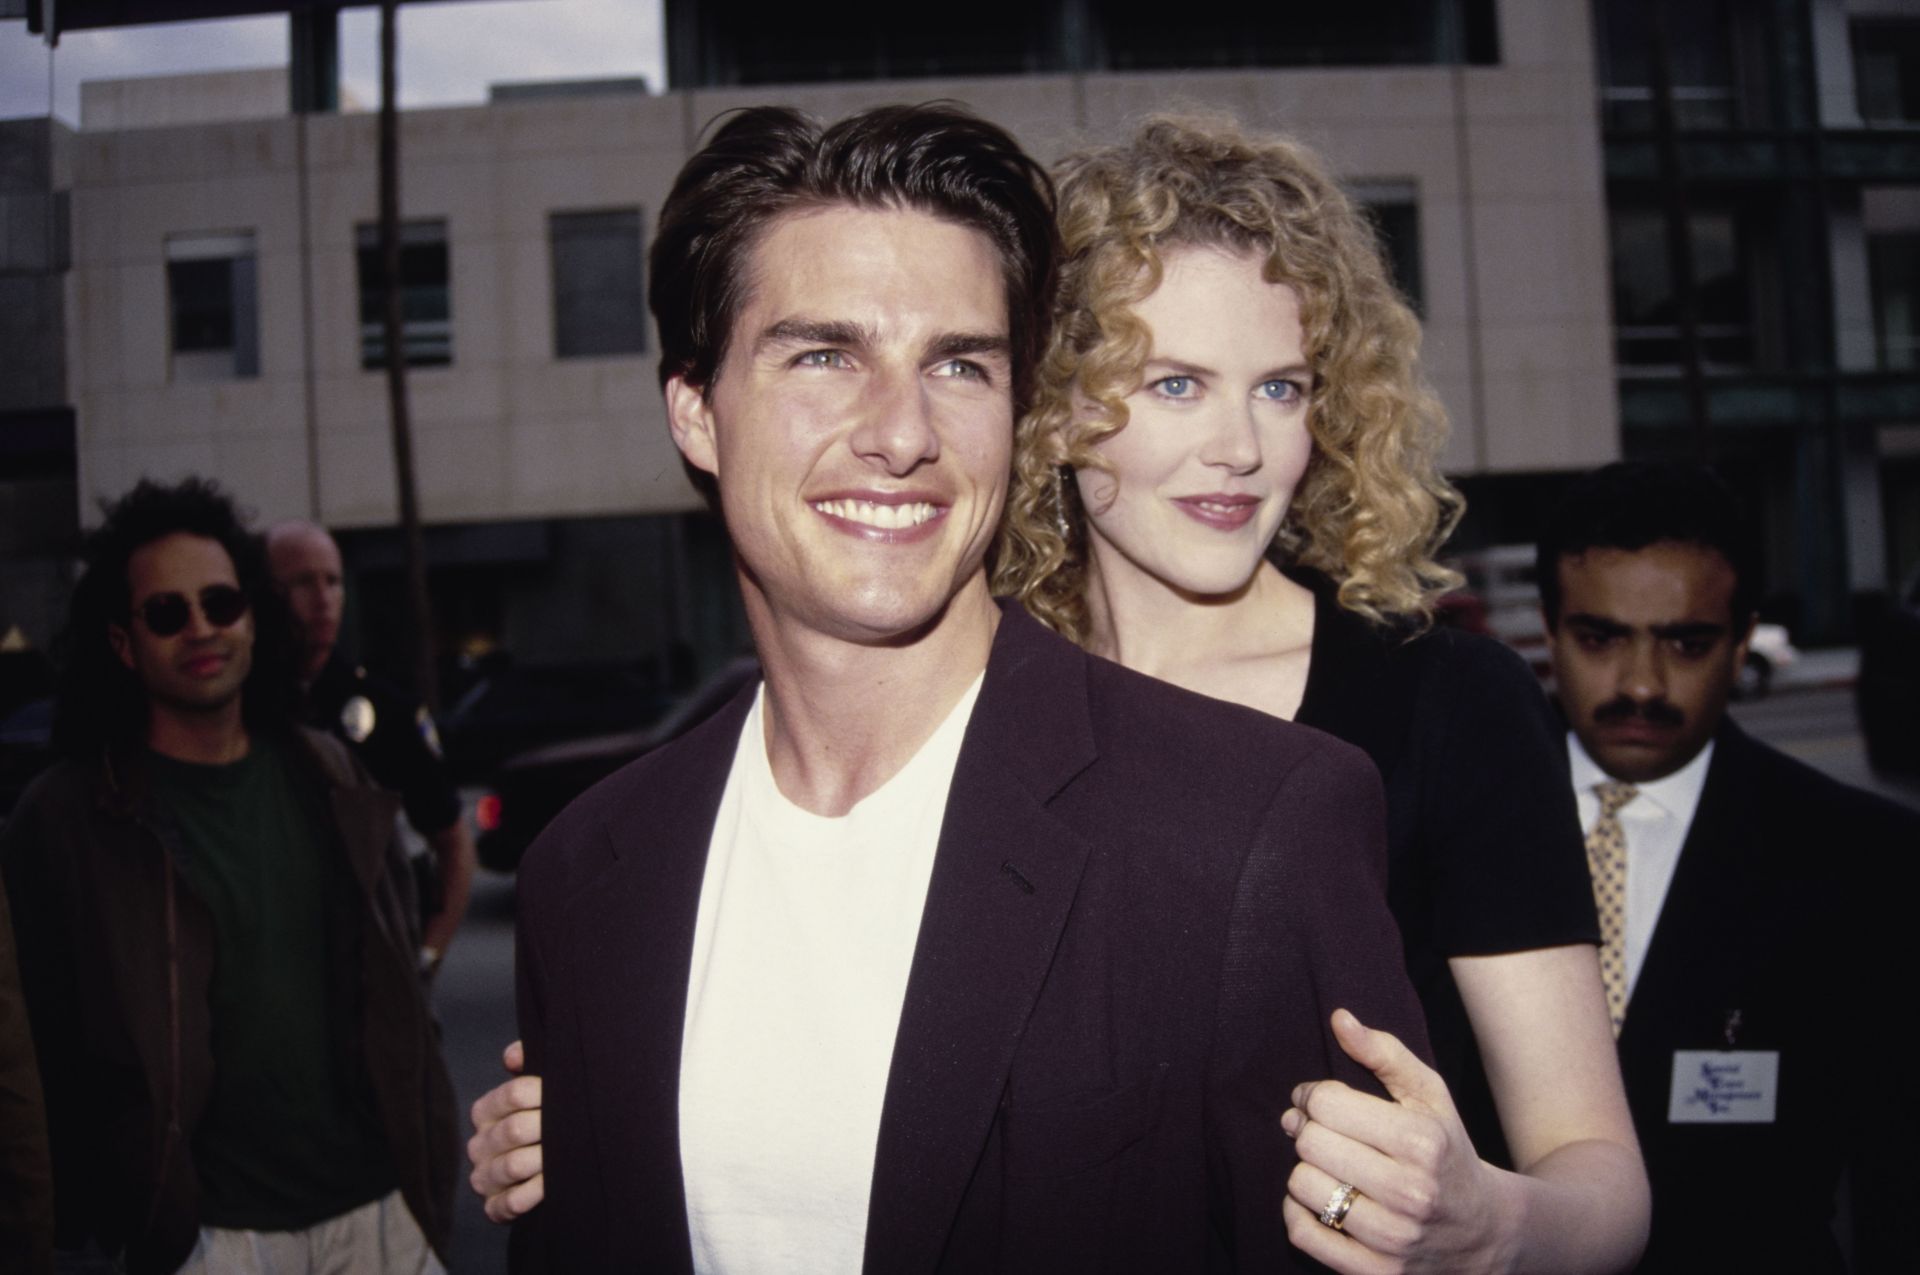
[{"xmin": 267, "ymin": 520, "xmax": 474, "ymax": 975}]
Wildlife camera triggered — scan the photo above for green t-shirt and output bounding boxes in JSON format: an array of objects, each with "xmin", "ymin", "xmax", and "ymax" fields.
[{"xmin": 148, "ymin": 734, "xmax": 394, "ymax": 1231}]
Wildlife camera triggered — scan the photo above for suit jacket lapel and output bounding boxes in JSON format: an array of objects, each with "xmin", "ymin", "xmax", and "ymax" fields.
[
  {"xmin": 1621, "ymin": 724, "xmax": 1748, "ymax": 1058},
  {"xmin": 864, "ymin": 606, "xmax": 1099, "ymax": 1275},
  {"xmin": 559, "ymin": 684, "xmax": 756, "ymax": 1271}
]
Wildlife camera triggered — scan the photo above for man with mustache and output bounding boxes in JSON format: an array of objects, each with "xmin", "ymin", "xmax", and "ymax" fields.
[{"xmin": 1538, "ymin": 461, "xmax": 1919, "ymax": 1273}]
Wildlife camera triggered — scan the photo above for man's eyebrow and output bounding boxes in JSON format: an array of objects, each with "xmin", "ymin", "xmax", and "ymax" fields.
[
  {"xmin": 1649, "ymin": 622, "xmax": 1729, "ymax": 641},
  {"xmin": 758, "ymin": 317, "xmax": 873, "ymax": 351},
  {"xmin": 1564, "ymin": 613, "xmax": 1630, "ymax": 635},
  {"xmin": 927, "ymin": 331, "xmax": 1011, "ymax": 362}
]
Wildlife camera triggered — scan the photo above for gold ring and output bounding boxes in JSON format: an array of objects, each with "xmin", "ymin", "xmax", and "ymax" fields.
[{"xmin": 1317, "ymin": 1180, "xmax": 1360, "ymax": 1231}]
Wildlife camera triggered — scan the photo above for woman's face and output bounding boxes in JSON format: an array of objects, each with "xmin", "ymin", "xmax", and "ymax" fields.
[{"xmin": 1074, "ymin": 246, "xmax": 1315, "ymax": 602}]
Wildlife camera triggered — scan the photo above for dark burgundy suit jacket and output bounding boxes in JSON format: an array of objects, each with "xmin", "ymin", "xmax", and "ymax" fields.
[{"xmin": 512, "ymin": 605, "xmax": 1429, "ymax": 1273}]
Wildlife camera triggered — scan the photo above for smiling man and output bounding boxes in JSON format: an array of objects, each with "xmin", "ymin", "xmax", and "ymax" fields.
[
  {"xmin": 0, "ymin": 479, "xmax": 457, "ymax": 1275},
  {"xmin": 505, "ymin": 104, "xmax": 1428, "ymax": 1273},
  {"xmin": 1538, "ymin": 462, "xmax": 1920, "ymax": 1272}
]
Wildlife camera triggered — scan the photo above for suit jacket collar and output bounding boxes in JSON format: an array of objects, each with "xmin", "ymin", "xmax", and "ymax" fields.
[
  {"xmin": 560, "ymin": 602, "xmax": 1101, "ymax": 1273},
  {"xmin": 560, "ymin": 683, "xmax": 752, "ymax": 1272},
  {"xmin": 864, "ymin": 602, "xmax": 1099, "ymax": 1272}
]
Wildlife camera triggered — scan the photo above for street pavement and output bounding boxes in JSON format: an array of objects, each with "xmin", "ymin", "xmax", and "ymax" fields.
[{"xmin": 427, "ymin": 675, "xmax": 1917, "ymax": 1272}]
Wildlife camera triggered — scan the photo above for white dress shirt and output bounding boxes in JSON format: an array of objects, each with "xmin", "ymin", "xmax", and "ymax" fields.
[{"xmin": 1569, "ymin": 733, "xmax": 1715, "ymax": 1000}]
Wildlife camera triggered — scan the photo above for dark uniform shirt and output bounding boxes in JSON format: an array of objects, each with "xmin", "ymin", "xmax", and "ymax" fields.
[
  {"xmin": 306, "ymin": 654, "xmax": 460, "ymax": 919},
  {"xmin": 305, "ymin": 654, "xmax": 459, "ymax": 838}
]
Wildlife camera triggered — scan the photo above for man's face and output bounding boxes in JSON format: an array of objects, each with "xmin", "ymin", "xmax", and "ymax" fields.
[
  {"xmin": 110, "ymin": 532, "xmax": 255, "ymax": 717},
  {"xmin": 268, "ymin": 524, "xmax": 345, "ymax": 676},
  {"xmin": 1548, "ymin": 540, "xmax": 1753, "ymax": 783},
  {"xmin": 666, "ymin": 204, "xmax": 1014, "ymax": 645}
]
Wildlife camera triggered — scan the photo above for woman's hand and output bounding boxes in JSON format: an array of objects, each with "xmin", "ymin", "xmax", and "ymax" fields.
[
  {"xmin": 467, "ymin": 1039, "xmax": 546, "ymax": 1224},
  {"xmin": 1280, "ymin": 1010, "xmax": 1514, "ymax": 1274}
]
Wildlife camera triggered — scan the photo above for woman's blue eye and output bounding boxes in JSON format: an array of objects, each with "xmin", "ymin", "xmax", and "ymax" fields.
[
  {"xmin": 1259, "ymin": 379, "xmax": 1303, "ymax": 403},
  {"xmin": 1154, "ymin": 376, "xmax": 1194, "ymax": 398}
]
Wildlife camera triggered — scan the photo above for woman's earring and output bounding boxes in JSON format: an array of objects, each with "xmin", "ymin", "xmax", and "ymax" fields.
[{"xmin": 1052, "ymin": 465, "xmax": 1074, "ymax": 540}]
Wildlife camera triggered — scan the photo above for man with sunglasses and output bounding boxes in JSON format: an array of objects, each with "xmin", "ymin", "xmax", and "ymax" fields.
[
  {"xmin": 267, "ymin": 520, "xmax": 475, "ymax": 979},
  {"xmin": 0, "ymin": 478, "xmax": 457, "ymax": 1275}
]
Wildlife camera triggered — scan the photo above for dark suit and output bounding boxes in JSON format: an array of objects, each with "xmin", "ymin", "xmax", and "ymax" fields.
[
  {"xmin": 1612, "ymin": 721, "xmax": 1919, "ymax": 1273},
  {"xmin": 512, "ymin": 604, "xmax": 1430, "ymax": 1273}
]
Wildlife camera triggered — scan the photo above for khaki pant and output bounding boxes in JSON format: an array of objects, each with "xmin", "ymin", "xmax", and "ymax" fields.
[{"xmin": 174, "ymin": 1191, "xmax": 442, "ymax": 1275}]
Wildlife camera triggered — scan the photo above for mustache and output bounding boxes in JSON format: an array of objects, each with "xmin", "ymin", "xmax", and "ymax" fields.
[{"xmin": 1592, "ymin": 695, "xmax": 1684, "ymax": 728}]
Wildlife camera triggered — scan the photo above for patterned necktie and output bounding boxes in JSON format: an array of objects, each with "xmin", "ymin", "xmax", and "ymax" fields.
[{"xmin": 1585, "ymin": 780, "xmax": 1639, "ymax": 1038}]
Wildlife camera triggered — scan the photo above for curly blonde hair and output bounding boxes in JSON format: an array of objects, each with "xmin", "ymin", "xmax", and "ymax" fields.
[{"xmin": 993, "ymin": 114, "xmax": 1463, "ymax": 642}]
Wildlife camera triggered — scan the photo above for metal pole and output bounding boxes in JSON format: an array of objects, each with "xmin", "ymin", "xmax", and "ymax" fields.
[{"xmin": 379, "ymin": 0, "xmax": 438, "ymax": 712}]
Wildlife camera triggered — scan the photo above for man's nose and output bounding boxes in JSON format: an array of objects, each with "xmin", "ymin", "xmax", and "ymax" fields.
[
  {"xmin": 848, "ymin": 368, "xmax": 940, "ymax": 476},
  {"xmin": 181, "ymin": 603, "xmax": 221, "ymax": 641},
  {"xmin": 1619, "ymin": 637, "xmax": 1666, "ymax": 702}
]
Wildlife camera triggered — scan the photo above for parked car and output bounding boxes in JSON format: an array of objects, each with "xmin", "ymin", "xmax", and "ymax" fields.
[
  {"xmin": 1736, "ymin": 622, "xmax": 1798, "ymax": 699},
  {"xmin": 1446, "ymin": 544, "xmax": 1551, "ymax": 679},
  {"xmin": 475, "ymin": 655, "xmax": 761, "ymax": 873},
  {"xmin": 437, "ymin": 656, "xmax": 678, "ymax": 784},
  {"xmin": 1858, "ymin": 569, "xmax": 1920, "ymax": 776}
]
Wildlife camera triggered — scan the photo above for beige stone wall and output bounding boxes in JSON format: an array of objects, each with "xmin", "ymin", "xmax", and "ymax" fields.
[{"xmin": 66, "ymin": 0, "xmax": 1617, "ymax": 529}]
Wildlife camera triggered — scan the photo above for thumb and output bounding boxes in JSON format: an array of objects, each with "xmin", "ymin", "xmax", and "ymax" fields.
[{"xmin": 1332, "ymin": 1009, "xmax": 1452, "ymax": 1114}]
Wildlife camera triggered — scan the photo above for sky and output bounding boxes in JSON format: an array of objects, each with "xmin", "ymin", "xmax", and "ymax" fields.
[{"xmin": 0, "ymin": 0, "xmax": 665, "ymax": 124}]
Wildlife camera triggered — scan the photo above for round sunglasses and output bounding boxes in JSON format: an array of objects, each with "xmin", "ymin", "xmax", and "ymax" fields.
[{"xmin": 134, "ymin": 584, "xmax": 251, "ymax": 637}]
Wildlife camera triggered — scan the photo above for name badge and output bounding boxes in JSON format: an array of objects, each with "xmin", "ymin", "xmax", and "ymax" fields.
[{"xmin": 1667, "ymin": 1050, "xmax": 1779, "ymax": 1124}]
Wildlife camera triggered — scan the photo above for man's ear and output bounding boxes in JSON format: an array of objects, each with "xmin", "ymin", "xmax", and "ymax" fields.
[
  {"xmin": 108, "ymin": 623, "xmax": 135, "ymax": 671},
  {"xmin": 665, "ymin": 375, "xmax": 719, "ymax": 478}
]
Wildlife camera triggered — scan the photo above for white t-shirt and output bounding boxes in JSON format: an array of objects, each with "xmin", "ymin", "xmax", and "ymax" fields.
[
  {"xmin": 679, "ymin": 674, "xmax": 984, "ymax": 1275},
  {"xmin": 1568, "ymin": 732, "xmax": 1715, "ymax": 998}
]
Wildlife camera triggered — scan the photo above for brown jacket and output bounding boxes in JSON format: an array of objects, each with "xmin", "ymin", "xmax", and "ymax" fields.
[
  {"xmin": 0, "ymin": 728, "xmax": 458, "ymax": 1274},
  {"xmin": 0, "ymin": 874, "xmax": 52, "ymax": 1275}
]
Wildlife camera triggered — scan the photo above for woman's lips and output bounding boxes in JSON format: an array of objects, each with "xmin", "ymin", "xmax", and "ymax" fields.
[{"xmin": 1171, "ymin": 494, "xmax": 1261, "ymax": 530}]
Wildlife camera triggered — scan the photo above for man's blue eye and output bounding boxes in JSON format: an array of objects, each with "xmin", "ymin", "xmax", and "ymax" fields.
[
  {"xmin": 797, "ymin": 350, "xmax": 848, "ymax": 368},
  {"xmin": 934, "ymin": 359, "xmax": 986, "ymax": 381}
]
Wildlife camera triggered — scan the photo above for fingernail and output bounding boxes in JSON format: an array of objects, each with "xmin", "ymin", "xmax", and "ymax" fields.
[{"xmin": 1281, "ymin": 1108, "xmax": 1303, "ymax": 1137}]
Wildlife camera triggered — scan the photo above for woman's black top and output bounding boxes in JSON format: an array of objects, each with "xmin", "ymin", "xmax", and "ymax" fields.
[{"xmin": 1291, "ymin": 570, "xmax": 1600, "ymax": 1168}]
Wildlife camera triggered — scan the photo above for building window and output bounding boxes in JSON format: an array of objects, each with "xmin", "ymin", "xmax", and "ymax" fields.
[
  {"xmin": 1869, "ymin": 233, "xmax": 1920, "ymax": 370},
  {"xmin": 550, "ymin": 209, "xmax": 646, "ymax": 359},
  {"xmin": 1609, "ymin": 207, "xmax": 1755, "ymax": 371},
  {"xmin": 672, "ymin": 0, "xmax": 1497, "ymax": 87},
  {"xmin": 1104, "ymin": 0, "xmax": 1497, "ymax": 71},
  {"xmin": 1352, "ymin": 185, "xmax": 1423, "ymax": 315},
  {"xmin": 357, "ymin": 220, "xmax": 451, "ymax": 369},
  {"xmin": 1854, "ymin": 21, "xmax": 1920, "ymax": 125},
  {"xmin": 166, "ymin": 231, "xmax": 258, "ymax": 381},
  {"xmin": 1596, "ymin": 0, "xmax": 1767, "ymax": 131}
]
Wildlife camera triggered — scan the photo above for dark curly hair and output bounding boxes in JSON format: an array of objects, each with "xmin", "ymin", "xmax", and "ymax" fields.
[{"xmin": 52, "ymin": 477, "xmax": 299, "ymax": 758}]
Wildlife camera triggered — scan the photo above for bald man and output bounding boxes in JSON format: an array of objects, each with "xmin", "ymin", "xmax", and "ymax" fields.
[{"xmin": 267, "ymin": 521, "xmax": 474, "ymax": 971}]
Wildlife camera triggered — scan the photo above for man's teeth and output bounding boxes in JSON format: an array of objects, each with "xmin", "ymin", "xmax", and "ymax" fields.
[{"xmin": 813, "ymin": 499, "xmax": 939, "ymax": 529}]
